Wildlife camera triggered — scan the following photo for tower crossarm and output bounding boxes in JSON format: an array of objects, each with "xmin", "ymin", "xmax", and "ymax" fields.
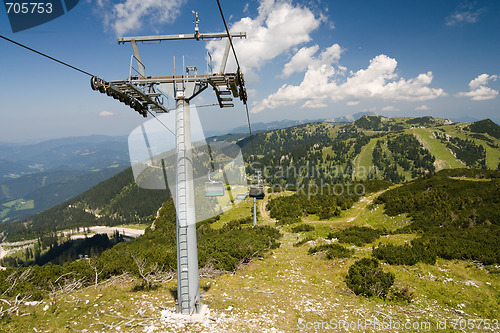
[{"xmin": 118, "ymin": 32, "xmax": 246, "ymax": 44}]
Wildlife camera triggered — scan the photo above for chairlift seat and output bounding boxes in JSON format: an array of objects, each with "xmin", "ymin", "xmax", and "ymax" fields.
[
  {"xmin": 205, "ymin": 181, "xmax": 225, "ymax": 197},
  {"xmin": 235, "ymin": 193, "xmax": 248, "ymax": 200},
  {"xmin": 249, "ymin": 185, "xmax": 265, "ymax": 199}
]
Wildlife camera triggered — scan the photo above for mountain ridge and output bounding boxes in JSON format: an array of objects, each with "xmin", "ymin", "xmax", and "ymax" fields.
[{"xmin": 1, "ymin": 116, "xmax": 499, "ymax": 241}]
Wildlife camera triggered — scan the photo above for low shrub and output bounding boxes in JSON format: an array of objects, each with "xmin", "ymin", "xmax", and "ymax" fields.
[
  {"xmin": 308, "ymin": 243, "xmax": 354, "ymax": 259},
  {"xmin": 345, "ymin": 258, "xmax": 394, "ymax": 298},
  {"xmin": 328, "ymin": 226, "xmax": 384, "ymax": 246},
  {"xmin": 291, "ymin": 224, "xmax": 315, "ymax": 233}
]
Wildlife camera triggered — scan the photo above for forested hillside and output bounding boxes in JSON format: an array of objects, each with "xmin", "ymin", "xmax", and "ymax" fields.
[
  {"xmin": 0, "ymin": 200, "xmax": 281, "ymax": 302},
  {"xmin": 2, "ymin": 116, "xmax": 499, "ymax": 242},
  {"xmin": 240, "ymin": 116, "xmax": 500, "ymax": 186},
  {"xmin": 0, "ymin": 168, "xmax": 170, "ymax": 241},
  {"xmin": 374, "ymin": 168, "xmax": 500, "ymax": 265}
]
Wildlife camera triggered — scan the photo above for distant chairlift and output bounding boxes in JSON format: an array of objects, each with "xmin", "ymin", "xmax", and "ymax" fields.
[
  {"xmin": 204, "ymin": 172, "xmax": 225, "ymax": 197},
  {"xmin": 248, "ymin": 185, "xmax": 265, "ymax": 199},
  {"xmin": 248, "ymin": 171, "xmax": 265, "ymax": 199},
  {"xmin": 235, "ymin": 193, "xmax": 248, "ymax": 200}
]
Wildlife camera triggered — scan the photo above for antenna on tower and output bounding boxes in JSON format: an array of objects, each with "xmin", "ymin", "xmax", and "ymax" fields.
[{"xmin": 192, "ymin": 10, "xmax": 200, "ymax": 40}]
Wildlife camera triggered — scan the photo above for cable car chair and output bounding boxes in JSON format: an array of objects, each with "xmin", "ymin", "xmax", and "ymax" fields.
[
  {"xmin": 235, "ymin": 193, "xmax": 248, "ymax": 200},
  {"xmin": 248, "ymin": 170, "xmax": 265, "ymax": 199},
  {"xmin": 204, "ymin": 171, "xmax": 225, "ymax": 197},
  {"xmin": 248, "ymin": 185, "xmax": 265, "ymax": 199}
]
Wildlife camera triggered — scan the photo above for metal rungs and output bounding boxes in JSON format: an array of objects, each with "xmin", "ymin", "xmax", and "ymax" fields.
[
  {"xmin": 108, "ymin": 81, "xmax": 169, "ymax": 113},
  {"xmin": 221, "ymin": 103, "xmax": 234, "ymax": 108}
]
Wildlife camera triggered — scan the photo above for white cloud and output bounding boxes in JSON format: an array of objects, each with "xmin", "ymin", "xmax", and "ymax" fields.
[
  {"xmin": 97, "ymin": 0, "xmax": 186, "ymax": 36},
  {"xmin": 457, "ymin": 74, "xmax": 498, "ymax": 101},
  {"xmin": 301, "ymin": 100, "xmax": 327, "ymax": 109},
  {"xmin": 99, "ymin": 111, "xmax": 116, "ymax": 117},
  {"xmin": 446, "ymin": 2, "xmax": 486, "ymax": 26},
  {"xmin": 252, "ymin": 52, "xmax": 445, "ymax": 113},
  {"xmin": 282, "ymin": 45, "xmax": 319, "ymax": 78},
  {"xmin": 381, "ymin": 106, "xmax": 399, "ymax": 112},
  {"xmin": 282, "ymin": 43, "xmax": 343, "ymax": 78},
  {"xmin": 206, "ymin": 0, "xmax": 322, "ymax": 76},
  {"xmin": 415, "ymin": 105, "xmax": 430, "ymax": 111},
  {"xmin": 346, "ymin": 101, "xmax": 359, "ymax": 106}
]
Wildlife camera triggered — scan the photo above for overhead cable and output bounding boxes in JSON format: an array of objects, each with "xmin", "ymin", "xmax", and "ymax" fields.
[
  {"xmin": 0, "ymin": 35, "xmax": 176, "ymax": 136},
  {"xmin": 0, "ymin": 35, "xmax": 94, "ymax": 77},
  {"xmin": 215, "ymin": 0, "xmax": 256, "ymax": 157}
]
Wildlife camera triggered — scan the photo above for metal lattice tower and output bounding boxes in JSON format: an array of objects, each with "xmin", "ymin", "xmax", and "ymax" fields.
[{"xmin": 91, "ymin": 19, "xmax": 246, "ymax": 315}]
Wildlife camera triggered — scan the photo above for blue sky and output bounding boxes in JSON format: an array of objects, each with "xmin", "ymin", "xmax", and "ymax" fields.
[{"xmin": 1, "ymin": 0, "xmax": 499, "ymax": 142}]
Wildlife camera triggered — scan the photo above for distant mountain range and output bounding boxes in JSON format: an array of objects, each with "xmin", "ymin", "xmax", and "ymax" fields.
[
  {"xmin": 0, "ymin": 135, "xmax": 129, "ymax": 175},
  {"xmin": 0, "ymin": 135, "xmax": 130, "ymax": 222},
  {"xmin": 214, "ymin": 112, "xmax": 376, "ymax": 136}
]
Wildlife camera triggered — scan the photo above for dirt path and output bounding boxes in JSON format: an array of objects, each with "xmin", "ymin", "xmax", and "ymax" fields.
[
  {"xmin": 305, "ymin": 189, "xmax": 387, "ymax": 224},
  {"xmin": 258, "ymin": 194, "xmax": 275, "ymax": 223},
  {"xmin": 258, "ymin": 189, "xmax": 389, "ymax": 226}
]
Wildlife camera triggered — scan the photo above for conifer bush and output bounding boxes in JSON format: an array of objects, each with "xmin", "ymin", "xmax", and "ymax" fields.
[{"xmin": 345, "ymin": 258, "xmax": 394, "ymax": 298}]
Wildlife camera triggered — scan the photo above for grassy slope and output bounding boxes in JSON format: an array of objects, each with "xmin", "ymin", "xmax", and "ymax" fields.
[
  {"xmin": 408, "ymin": 128, "xmax": 465, "ymax": 170},
  {"xmin": 355, "ymin": 121, "xmax": 499, "ymax": 180},
  {"xmin": 5, "ymin": 190, "xmax": 499, "ymax": 332},
  {"xmin": 353, "ymin": 137, "xmax": 378, "ymax": 179},
  {"xmin": 441, "ymin": 125, "xmax": 500, "ymax": 169},
  {"xmin": 353, "ymin": 125, "xmax": 479, "ymax": 181}
]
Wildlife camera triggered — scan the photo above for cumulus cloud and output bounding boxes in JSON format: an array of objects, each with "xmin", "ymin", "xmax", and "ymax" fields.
[
  {"xmin": 381, "ymin": 106, "xmax": 399, "ymax": 112},
  {"xmin": 301, "ymin": 100, "xmax": 327, "ymax": 109},
  {"xmin": 415, "ymin": 105, "xmax": 430, "ymax": 111},
  {"xmin": 282, "ymin": 43, "xmax": 343, "ymax": 78},
  {"xmin": 97, "ymin": 0, "xmax": 186, "ymax": 36},
  {"xmin": 282, "ymin": 45, "xmax": 319, "ymax": 78},
  {"xmin": 446, "ymin": 1, "xmax": 486, "ymax": 26},
  {"xmin": 206, "ymin": 0, "xmax": 323, "ymax": 76},
  {"xmin": 99, "ymin": 111, "xmax": 116, "ymax": 117},
  {"xmin": 457, "ymin": 74, "xmax": 498, "ymax": 101},
  {"xmin": 252, "ymin": 52, "xmax": 445, "ymax": 113}
]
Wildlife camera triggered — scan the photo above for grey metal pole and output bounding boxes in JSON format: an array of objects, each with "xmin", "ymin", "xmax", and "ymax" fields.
[
  {"xmin": 175, "ymin": 97, "xmax": 201, "ymax": 314},
  {"xmin": 253, "ymin": 197, "xmax": 257, "ymax": 227}
]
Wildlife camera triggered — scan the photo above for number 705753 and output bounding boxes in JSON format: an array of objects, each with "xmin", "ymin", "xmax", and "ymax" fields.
[{"xmin": 5, "ymin": 2, "xmax": 53, "ymax": 14}]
